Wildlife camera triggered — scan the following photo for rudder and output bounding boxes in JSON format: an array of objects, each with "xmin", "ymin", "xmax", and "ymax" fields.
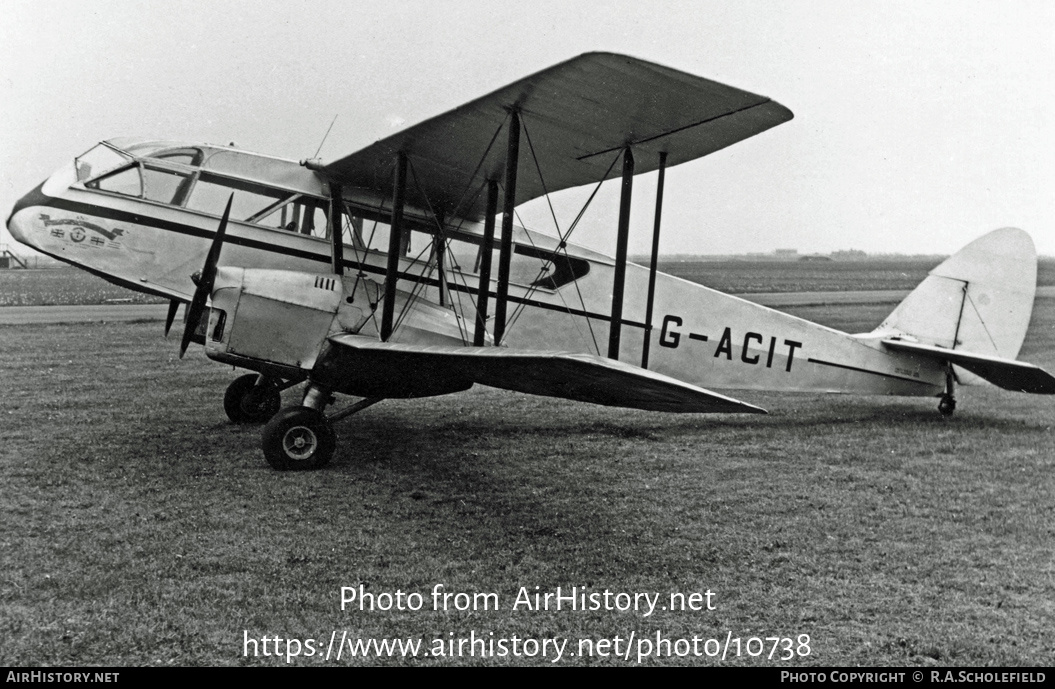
[{"xmin": 872, "ymin": 227, "xmax": 1037, "ymax": 360}]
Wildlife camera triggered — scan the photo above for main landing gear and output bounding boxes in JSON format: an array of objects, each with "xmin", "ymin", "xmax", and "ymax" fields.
[
  {"xmin": 223, "ymin": 374, "xmax": 282, "ymax": 423},
  {"xmin": 938, "ymin": 367, "xmax": 956, "ymax": 418},
  {"xmin": 261, "ymin": 406, "xmax": 335, "ymax": 470},
  {"xmin": 260, "ymin": 383, "xmax": 382, "ymax": 470}
]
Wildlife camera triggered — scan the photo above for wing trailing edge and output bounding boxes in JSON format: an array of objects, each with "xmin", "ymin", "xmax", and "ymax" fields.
[
  {"xmin": 321, "ymin": 334, "xmax": 767, "ymax": 414},
  {"xmin": 881, "ymin": 339, "xmax": 1055, "ymax": 394}
]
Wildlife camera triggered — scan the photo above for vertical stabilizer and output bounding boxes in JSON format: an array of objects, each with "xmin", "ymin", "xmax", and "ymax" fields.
[{"xmin": 872, "ymin": 228, "xmax": 1037, "ymax": 360}]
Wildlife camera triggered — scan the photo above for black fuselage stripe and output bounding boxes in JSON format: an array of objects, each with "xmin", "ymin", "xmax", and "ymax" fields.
[
  {"xmin": 806, "ymin": 357, "xmax": 935, "ymax": 385},
  {"xmin": 33, "ymin": 195, "xmax": 648, "ymax": 329}
]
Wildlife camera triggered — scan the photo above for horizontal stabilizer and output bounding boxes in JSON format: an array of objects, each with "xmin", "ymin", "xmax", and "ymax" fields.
[
  {"xmin": 881, "ymin": 339, "xmax": 1055, "ymax": 394},
  {"xmin": 324, "ymin": 335, "xmax": 767, "ymax": 414}
]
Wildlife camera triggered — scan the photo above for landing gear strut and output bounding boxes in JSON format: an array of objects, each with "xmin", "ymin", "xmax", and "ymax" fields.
[
  {"xmin": 260, "ymin": 382, "xmax": 382, "ymax": 470},
  {"xmin": 938, "ymin": 367, "xmax": 956, "ymax": 418},
  {"xmin": 223, "ymin": 374, "xmax": 282, "ymax": 424}
]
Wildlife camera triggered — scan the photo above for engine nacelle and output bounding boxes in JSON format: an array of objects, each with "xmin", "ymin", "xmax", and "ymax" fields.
[
  {"xmin": 205, "ymin": 267, "xmax": 346, "ymax": 373},
  {"xmin": 204, "ymin": 265, "xmax": 478, "ymax": 379}
]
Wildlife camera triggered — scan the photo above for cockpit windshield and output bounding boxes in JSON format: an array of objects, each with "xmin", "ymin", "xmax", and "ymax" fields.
[{"xmin": 74, "ymin": 143, "xmax": 132, "ymax": 183}]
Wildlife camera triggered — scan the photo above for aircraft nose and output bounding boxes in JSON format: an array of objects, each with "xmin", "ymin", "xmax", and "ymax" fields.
[{"xmin": 6, "ymin": 180, "xmax": 48, "ymax": 245}]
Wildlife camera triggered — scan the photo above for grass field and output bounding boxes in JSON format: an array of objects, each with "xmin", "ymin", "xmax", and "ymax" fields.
[
  {"xmin": 659, "ymin": 258, "xmax": 1055, "ymax": 294},
  {"xmin": 0, "ymin": 267, "xmax": 167, "ymax": 307},
  {"xmin": 1, "ymin": 269, "xmax": 1053, "ymax": 666}
]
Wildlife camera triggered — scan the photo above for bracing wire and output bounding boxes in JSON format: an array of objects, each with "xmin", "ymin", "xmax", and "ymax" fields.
[
  {"xmin": 446, "ymin": 115, "xmax": 509, "ymax": 223},
  {"xmin": 405, "ymin": 158, "xmax": 471, "ymax": 344},
  {"xmin": 502, "ymin": 141, "xmax": 622, "ymax": 353},
  {"xmin": 507, "ymin": 210, "xmax": 598, "ymax": 355}
]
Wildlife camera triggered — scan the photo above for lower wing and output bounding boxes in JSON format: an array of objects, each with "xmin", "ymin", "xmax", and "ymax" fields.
[{"xmin": 321, "ymin": 334, "xmax": 767, "ymax": 414}]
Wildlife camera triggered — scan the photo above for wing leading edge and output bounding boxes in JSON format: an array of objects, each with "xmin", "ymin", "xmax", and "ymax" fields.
[
  {"xmin": 319, "ymin": 334, "xmax": 767, "ymax": 414},
  {"xmin": 324, "ymin": 52, "xmax": 792, "ymax": 221}
]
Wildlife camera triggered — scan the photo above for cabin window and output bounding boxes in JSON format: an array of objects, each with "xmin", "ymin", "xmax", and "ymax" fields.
[
  {"xmin": 148, "ymin": 148, "xmax": 204, "ymax": 167},
  {"xmin": 85, "ymin": 165, "xmax": 142, "ymax": 197},
  {"xmin": 142, "ymin": 166, "xmax": 193, "ymax": 205},
  {"xmin": 356, "ymin": 218, "xmax": 395, "ymax": 253},
  {"xmin": 186, "ymin": 173, "xmax": 293, "ymax": 223},
  {"xmin": 157, "ymin": 153, "xmax": 197, "ymax": 166},
  {"xmin": 337, "ymin": 221, "xmax": 584, "ymax": 292},
  {"xmin": 251, "ymin": 197, "xmax": 329, "ymax": 237},
  {"xmin": 451, "ymin": 240, "xmax": 588, "ymax": 291},
  {"xmin": 357, "ymin": 221, "xmax": 434, "ymax": 258},
  {"xmin": 434, "ymin": 232, "xmax": 553, "ymax": 286},
  {"xmin": 442, "ymin": 234, "xmax": 483, "ymax": 274},
  {"xmin": 342, "ymin": 214, "xmax": 366, "ymax": 248},
  {"xmin": 184, "ymin": 172, "xmax": 331, "ymax": 234},
  {"xmin": 305, "ymin": 203, "xmax": 329, "ymax": 238},
  {"xmin": 485, "ymin": 245, "xmax": 549, "ymax": 286}
]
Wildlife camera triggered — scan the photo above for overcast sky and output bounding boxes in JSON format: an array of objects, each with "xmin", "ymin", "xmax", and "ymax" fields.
[{"xmin": 2, "ymin": 0, "xmax": 1052, "ymax": 257}]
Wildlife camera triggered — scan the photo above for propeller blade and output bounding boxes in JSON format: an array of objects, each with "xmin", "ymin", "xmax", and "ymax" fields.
[
  {"xmin": 180, "ymin": 194, "xmax": 233, "ymax": 358},
  {"xmin": 164, "ymin": 299, "xmax": 181, "ymax": 336},
  {"xmin": 200, "ymin": 194, "xmax": 233, "ymax": 291}
]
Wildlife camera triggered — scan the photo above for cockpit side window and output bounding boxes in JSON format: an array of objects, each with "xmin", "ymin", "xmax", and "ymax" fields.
[
  {"xmin": 84, "ymin": 161, "xmax": 192, "ymax": 207},
  {"xmin": 85, "ymin": 164, "xmax": 143, "ymax": 197}
]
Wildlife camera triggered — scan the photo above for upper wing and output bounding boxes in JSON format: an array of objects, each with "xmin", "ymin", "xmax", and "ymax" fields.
[
  {"xmin": 323, "ymin": 52, "xmax": 792, "ymax": 221},
  {"xmin": 320, "ymin": 334, "xmax": 767, "ymax": 414},
  {"xmin": 881, "ymin": 339, "xmax": 1055, "ymax": 394}
]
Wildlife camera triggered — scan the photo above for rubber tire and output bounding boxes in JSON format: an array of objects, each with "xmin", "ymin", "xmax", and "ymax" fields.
[
  {"xmin": 261, "ymin": 406, "xmax": 336, "ymax": 471},
  {"xmin": 938, "ymin": 396, "xmax": 956, "ymax": 417},
  {"xmin": 224, "ymin": 374, "xmax": 281, "ymax": 424}
]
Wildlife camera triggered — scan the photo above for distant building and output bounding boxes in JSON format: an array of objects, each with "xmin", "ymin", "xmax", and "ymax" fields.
[
  {"xmin": 0, "ymin": 246, "xmax": 29, "ymax": 269},
  {"xmin": 773, "ymin": 248, "xmax": 798, "ymax": 257},
  {"xmin": 830, "ymin": 249, "xmax": 868, "ymax": 260}
]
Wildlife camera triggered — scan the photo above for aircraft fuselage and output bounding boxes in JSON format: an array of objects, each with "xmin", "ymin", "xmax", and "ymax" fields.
[{"xmin": 7, "ymin": 138, "xmax": 947, "ymax": 399}]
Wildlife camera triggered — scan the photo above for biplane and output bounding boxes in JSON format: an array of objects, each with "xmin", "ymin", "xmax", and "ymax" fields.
[{"xmin": 7, "ymin": 53, "xmax": 1053, "ymax": 470}]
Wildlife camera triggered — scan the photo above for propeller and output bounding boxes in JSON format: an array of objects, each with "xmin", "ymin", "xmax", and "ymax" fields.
[
  {"xmin": 180, "ymin": 194, "xmax": 234, "ymax": 358},
  {"xmin": 164, "ymin": 299, "xmax": 180, "ymax": 336}
]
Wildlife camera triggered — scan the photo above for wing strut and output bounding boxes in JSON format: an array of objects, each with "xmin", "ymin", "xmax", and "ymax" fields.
[
  {"xmin": 608, "ymin": 147, "xmax": 635, "ymax": 360},
  {"xmin": 493, "ymin": 111, "xmax": 521, "ymax": 346},
  {"xmin": 473, "ymin": 180, "xmax": 499, "ymax": 346},
  {"xmin": 380, "ymin": 151, "xmax": 408, "ymax": 341},
  {"xmin": 329, "ymin": 183, "xmax": 344, "ymax": 276},
  {"xmin": 641, "ymin": 151, "xmax": 668, "ymax": 369},
  {"xmin": 434, "ymin": 214, "xmax": 447, "ymax": 307}
]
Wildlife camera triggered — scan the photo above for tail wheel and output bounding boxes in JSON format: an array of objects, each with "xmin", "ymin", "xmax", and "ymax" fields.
[
  {"xmin": 262, "ymin": 406, "xmax": 335, "ymax": 471},
  {"xmin": 938, "ymin": 367, "xmax": 956, "ymax": 418},
  {"xmin": 224, "ymin": 374, "xmax": 281, "ymax": 424}
]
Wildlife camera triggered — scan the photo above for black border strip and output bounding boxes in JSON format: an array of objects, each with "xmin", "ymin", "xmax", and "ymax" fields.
[
  {"xmin": 29, "ymin": 195, "xmax": 648, "ymax": 330},
  {"xmin": 807, "ymin": 357, "xmax": 935, "ymax": 386}
]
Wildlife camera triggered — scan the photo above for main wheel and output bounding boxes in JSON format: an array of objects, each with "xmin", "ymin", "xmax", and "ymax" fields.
[
  {"xmin": 938, "ymin": 395, "xmax": 956, "ymax": 417},
  {"xmin": 261, "ymin": 406, "xmax": 336, "ymax": 471},
  {"xmin": 224, "ymin": 374, "xmax": 281, "ymax": 424}
]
